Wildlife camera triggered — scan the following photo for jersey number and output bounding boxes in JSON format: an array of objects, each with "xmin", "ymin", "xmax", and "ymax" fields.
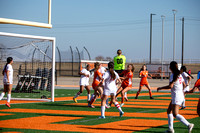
[{"xmin": 117, "ymin": 58, "xmax": 123, "ymax": 64}]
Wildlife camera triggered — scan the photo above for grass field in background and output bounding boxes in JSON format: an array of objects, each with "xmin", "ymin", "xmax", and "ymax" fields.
[{"xmin": 0, "ymin": 89, "xmax": 199, "ymax": 133}]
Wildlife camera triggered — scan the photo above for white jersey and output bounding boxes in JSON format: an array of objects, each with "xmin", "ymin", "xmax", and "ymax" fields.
[
  {"xmin": 99, "ymin": 67, "xmax": 106, "ymax": 86},
  {"xmin": 79, "ymin": 68, "xmax": 90, "ymax": 86},
  {"xmin": 169, "ymin": 74, "xmax": 184, "ymax": 105},
  {"xmin": 3, "ymin": 64, "xmax": 13, "ymax": 85},
  {"xmin": 103, "ymin": 71, "xmax": 119, "ymax": 96},
  {"xmin": 182, "ymin": 72, "xmax": 190, "ymax": 92}
]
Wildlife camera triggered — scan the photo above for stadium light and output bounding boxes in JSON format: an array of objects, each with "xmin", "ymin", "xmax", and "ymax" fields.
[
  {"xmin": 172, "ymin": 9, "xmax": 177, "ymax": 61},
  {"xmin": 149, "ymin": 13, "xmax": 156, "ymax": 64}
]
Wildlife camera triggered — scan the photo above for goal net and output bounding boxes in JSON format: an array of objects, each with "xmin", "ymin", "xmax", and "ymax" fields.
[{"xmin": 0, "ymin": 32, "xmax": 55, "ymax": 102}]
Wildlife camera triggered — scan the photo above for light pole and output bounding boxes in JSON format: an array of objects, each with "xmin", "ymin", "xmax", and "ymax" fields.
[
  {"xmin": 161, "ymin": 15, "xmax": 165, "ymax": 80},
  {"xmin": 172, "ymin": 9, "xmax": 177, "ymax": 61},
  {"xmin": 149, "ymin": 13, "xmax": 156, "ymax": 64}
]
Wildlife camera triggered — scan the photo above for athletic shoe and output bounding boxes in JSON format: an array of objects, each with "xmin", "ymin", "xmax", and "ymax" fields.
[
  {"xmin": 120, "ymin": 111, "xmax": 124, "ymax": 117},
  {"xmin": 135, "ymin": 97, "xmax": 138, "ymax": 99},
  {"xmin": 73, "ymin": 98, "xmax": 77, "ymax": 103},
  {"xmin": 125, "ymin": 97, "xmax": 128, "ymax": 102},
  {"xmin": 150, "ymin": 97, "xmax": 154, "ymax": 99},
  {"xmin": 180, "ymin": 106, "xmax": 186, "ymax": 110},
  {"xmin": 6, "ymin": 102, "xmax": 11, "ymax": 108},
  {"xmin": 99, "ymin": 116, "xmax": 105, "ymax": 119},
  {"xmin": 120, "ymin": 103, "xmax": 124, "ymax": 107},
  {"xmin": 105, "ymin": 104, "xmax": 110, "ymax": 109},
  {"xmin": 188, "ymin": 123, "xmax": 194, "ymax": 133},
  {"xmin": 88, "ymin": 104, "xmax": 95, "ymax": 108},
  {"xmin": 165, "ymin": 128, "xmax": 174, "ymax": 133}
]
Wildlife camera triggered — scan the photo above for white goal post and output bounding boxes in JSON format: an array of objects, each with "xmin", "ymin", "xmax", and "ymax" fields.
[{"xmin": 0, "ymin": 32, "xmax": 55, "ymax": 102}]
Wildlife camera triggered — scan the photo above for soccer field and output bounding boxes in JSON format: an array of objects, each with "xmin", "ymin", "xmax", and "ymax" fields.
[{"xmin": 0, "ymin": 89, "xmax": 199, "ymax": 133}]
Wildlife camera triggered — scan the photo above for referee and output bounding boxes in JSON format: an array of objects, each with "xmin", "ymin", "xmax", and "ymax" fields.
[{"xmin": 114, "ymin": 49, "xmax": 126, "ymax": 76}]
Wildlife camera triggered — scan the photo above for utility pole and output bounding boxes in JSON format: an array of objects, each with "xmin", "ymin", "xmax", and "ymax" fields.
[
  {"xmin": 181, "ymin": 17, "xmax": 184, "ymax": 66},
  {"xmin": 172, "ymin": 9, "xmax": 177, "ymax": 61},
  {"xmin": 161, "ymin": 15, "xmax": 165, "ymax": 80},
  {"xmin": 149, "ymin": 13, "xmax": 156, "ymax": 64}
]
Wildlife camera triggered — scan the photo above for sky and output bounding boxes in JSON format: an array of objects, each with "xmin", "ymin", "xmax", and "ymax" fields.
[{"xmin": 0, "ymin": 0, "xmax": 200, "ymax": 63}]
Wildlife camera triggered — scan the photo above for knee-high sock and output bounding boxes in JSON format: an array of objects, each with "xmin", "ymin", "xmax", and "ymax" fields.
[
  {"xmin": 168, "ymin": 114, "xmax": 174, "ymax": 130},
  {"xmin": 114, "ymin": 102, "xmax": 122, "ymax": 112},
  {"xmin": 101, "ymin": 106, "xmax": 105, "ymax": 117},
  {"xmin": 176, "ymin": 114, "xmax": 190, "ymax": 126},
  {"xmin": 106, "ymin": 98, "xmax": 109, "ymax": 105},
  {"xmin": 124, "ymin": 92, "xmax": 127, "ymax": 98},
  {"xmin": 136, "ymin": 91, "xmax": 140, "ymax": 97},
  {"xmin": 149, "ymin": 90, "xmax": 152, "ymax": 97},
  {"xmin": 0, "ymin": 92, "xmax": 5, "ymax": 100},
  {"xmin": 87, "ymin": 94, "xmax": 91, "ymax": 101},
  {"xmin": 89, "ymin": 95, "xmax": 97, "ymax": 105},
  {"xmin": 182, "ymin": 99, "xmax": 185, "ymax": 107},
  {"xmin": 7, "ymin": 94, "xmax": 11, "ymax": 103}
]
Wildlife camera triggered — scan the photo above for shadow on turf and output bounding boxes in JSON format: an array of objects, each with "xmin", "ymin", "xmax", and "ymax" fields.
[{"xmin": 39, "ymin": 103, "xmax": 101, "ymax": 108}]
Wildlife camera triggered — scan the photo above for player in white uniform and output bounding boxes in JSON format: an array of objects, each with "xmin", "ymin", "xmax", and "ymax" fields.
[
  {"xmin": 180, "ymin": 66, "xmax": 192, "ymax": 109},
  {"xmin": 73, "ymin": 64, "xmax": 91, "ymax": 103},
  {"xmin": 157, "ymin": 61, "xmax": 194, "ymax": 133},
  {"xmin": 98, "ymin": 62, "xmax": 124, "ymax": 118},
  {"xmin": 0, "ymin": 57, "xmax": 13, "ymax": 107}
]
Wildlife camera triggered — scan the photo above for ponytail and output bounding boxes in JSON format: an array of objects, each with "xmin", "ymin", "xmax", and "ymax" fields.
[
  {"xmin": 3, "ymin": 57, "xmax": 13, "ymax": 74},
  {"xmin": 170, "ymin": 61, "xmax": 180, "ymax": 82},
  {"xmin": 108, "ymin": 62, "xmax": 116, "ymax": 80}
]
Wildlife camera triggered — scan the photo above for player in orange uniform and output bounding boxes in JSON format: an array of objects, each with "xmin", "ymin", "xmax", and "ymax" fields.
[
  {"xmin": 135, "ymin": 65, "xmax": 154, "ymax": 99},
  {"xmin": 188, "ymin": 79, "xmax": 200, "ymax": 116},
  {"xmin": 88, "ymin": 62, "xmax": 103, "ymax": 108},
  {"xmin": 115, "ymin": 64, "xmax": 134, "ymax": 107}
]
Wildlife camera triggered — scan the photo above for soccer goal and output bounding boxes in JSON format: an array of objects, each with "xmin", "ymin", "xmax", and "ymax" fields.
[{"xmin": 0, "ymin": 32, "xmax": 55, "ymax": 102}]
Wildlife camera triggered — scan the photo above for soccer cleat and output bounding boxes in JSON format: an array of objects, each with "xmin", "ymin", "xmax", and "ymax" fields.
[
  {"xmin": 120, "ymin": 111, "xmax": 124, "ymax": 117},
  {"xmin": 5, "ymin": 102, "xmax": 11, "ymax": 108},
  {"xmin": 99, "ymin": 116, "xmax": 105, "ymax": 119},
  {"xmin": 88, "ymin": 104, "xmax": 95, "ymax": 108},
  {"xmin": 165, "ymin": 128, "xmax": 174, "ymax": 133},
  {"xmin": 120, "ymin": 103, "xmax": 124, "ymax": 107},
  {"xmin": 135, "ymin": 97, "xmax": 138, "ymax": 99},
  {"xmin": 73, "ymin": 98, "xmax": 77, "ymax": 103},
  {"xmin": 188, "ymin": 123, "xmax": 194, "ymax": 133},
  {"xmin": 180, "ymin": 106, "xmax": 186, "ymax": 110},
  {"xmin": 150, "ymin": 97, "xmax": 154, "ymax": 99}
]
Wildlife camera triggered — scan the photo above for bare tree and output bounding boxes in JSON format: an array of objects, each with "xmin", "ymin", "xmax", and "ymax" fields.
[{"xmin": 95, "ymin": 56, "xmax": 104, "ymax": 61}]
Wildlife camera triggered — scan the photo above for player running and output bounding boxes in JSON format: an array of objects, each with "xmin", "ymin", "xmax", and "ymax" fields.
[
  {"xmin": 73, "ymin": 64, "xmax": 91, "ymax": 103},
  {"xmin": 88, "ymin": 62, "xmax": 103, "ymax": 108},
  {"xmin": 180, "ymin": 66, "xmax": 192, "ymax": 109},
  {"xmin": 115, "ymin": 64, "xmax": 134, "ymax": 107},
  {"xmin": 135, "ymin": 65, "xmax": 154, "ymax": 99},
  {"xmin": 157, "ymin": 61, "xmax": 194, "ymax": 133},
  {"xmin": 188, "ymin": 78, "xmax": 200, "ymax": 116},
  {"xmin": 99, "ymin": 62, "xmax": 124, "ymax": 118},
  {"xmin": 0, "ymin": 57, "xmax": 14, "ymax": 108}
]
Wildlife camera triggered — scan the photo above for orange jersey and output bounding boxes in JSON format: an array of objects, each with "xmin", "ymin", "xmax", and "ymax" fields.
[
  {"xmin": 92, "ymin": 69, "xmax": 102, "ymax": 89},
  {"xmin": 140, "ymin": 70, "xmax": 149, "ymax": 85},
  {"xmin": 194, "ymin": 79, "xmax": 200, "ymax": 88},
  {"xmin": 121, "ymin": 70, "xmax": 133, "ymax": 88}
]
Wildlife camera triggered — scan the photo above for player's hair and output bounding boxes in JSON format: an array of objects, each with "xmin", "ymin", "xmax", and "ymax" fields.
[
  {"xmin": 94, "ymin": 62, "xmax": 100, "ymax": 69},
  {"xmin": 2, "ymin": 57, "xmax": 13, "ymax": 74},
  {"xmin": 170, "ymin": 61, "xmax": 180, "ymax": 82},
  {"xmin": 108, "ymin": 62, "xmax": 116, "ymax": 80},
  {"xmin": 117, "ymin": 49, "xmax": 122, "ymax": 55},
  {"xmin": 128, "ymin": 64, "xmax": 135, "ymax": 72},
  {"xmin": 139, "ymin": 64, "xmax": 146, "ymax": 72},
  {"xmin": 181, "ymin": 66, "xmax": 186, "ymax": 72}
]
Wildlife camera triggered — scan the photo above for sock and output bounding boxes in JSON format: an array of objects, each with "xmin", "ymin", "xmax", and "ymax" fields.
[
  {"xmin": 124, "ymin": 92, "xmax": 127, "ymax": 98},
  {"xmin": 176, "ymin": 114, "xmax": 190, "ymax": 126},
  {"xmin": 109, "ymin": 100, "xmax": 113, "ymax": 106},
  {"xmin": 106, "ymin": 98, "xmax": 109, "ymax": 105},
  {"xmin": 101, "ymin": 106, "xmax": 105, "ymax": 117},
  {"xmin": 7, "ymin": 94, "xmax": 11, "ymax": 103},
  {"xmin": 149, "ymin": 90, "xmax": 152, "ymax": 97},
  {"xmin": 114, "ymin": 102, "xmax": 122, "ymax": 113},
  {"xmin": 89, "ymin": 95, "xmax": 96, "ymax": 105},
  {"xmin": 87, "ymin": 94, "xmax": 91, "ymax": 101},
  {"xmin": 168, "ymin": 114, "xmax": 174, "ymax": 130},
  {"xmin": 0, "ymin": 92, "xmax": 5, "ymax": 100},
  {"xmin": 136, "ymin": 91, "xmax": 140, "ymax": 98},
  {"xmin": 182, "ymin": 99, "xmax": 185, "ymax": 107},
  {"xmin": 74, "ymin": 92, "xmax": 81, "ymax": 99}
]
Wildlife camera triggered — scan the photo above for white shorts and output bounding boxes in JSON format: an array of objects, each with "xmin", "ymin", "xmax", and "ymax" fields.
[
  {"xmin": 171, "ymin": 96, "xmax": 184, "ymax": 106},
  {"xmin": 183, "ymin": 86, "xmax": 190, "ymax": 92},
  {"xmin": 103, "ymin": 88, "xmax": 116, "ymax": 96},
  {"xmin": 3, "ymin": 80, "xmax": 13, "ymax": 85}
]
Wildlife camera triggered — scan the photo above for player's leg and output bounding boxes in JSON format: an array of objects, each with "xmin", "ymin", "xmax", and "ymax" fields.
[
  {"xmin": 172, "ymin": 104, "xmax": 194, "ymax": 132},
  {"xmin": 181, "ymin": 94, "xmax": 186, "ymax": 109},
  {"xmin": 85, "ymin": 85, "xmax": 91, "ymax": 102},
  {"xmin": 112, "ymin": 94, "xmax": 124, "ymax": 117},
  {"xmin": 197, "ymin": 98, "xmax": 200, "ymax": 117},
  {"xmin": 6, "ymin": 84, "xmax": 12, "ymax": 107},
  {"xmin": 121, "ymin": 87, "xmax": 132, "ymax": 107},
  {"xmin": 0, "ymin": 85, "xmax": 7, "ymax": 100},
  {"xmin": 145, "ymin": 84, "xmax": 154, "ymax": 99},
  {"xmin": 116, "ymin": 86, "xmax": 123, "ymax": 98},
  {"xmin": 100, "ymin": 94, "xmax": 108, "ymax": 118},
  {"xmin": 73, "ymin": 85, "xmax": 84, "ymax": 103},
  {"xmin": 166, "ymin": 101, "xmax": 174, "ymax": 132},
  {"xmin": 88, "ymin": 86, "xmax": 99, "ymax": 108},
  {"xmin": 135, "ymin": 85, "xmax": 142, "ymax": 99}
]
